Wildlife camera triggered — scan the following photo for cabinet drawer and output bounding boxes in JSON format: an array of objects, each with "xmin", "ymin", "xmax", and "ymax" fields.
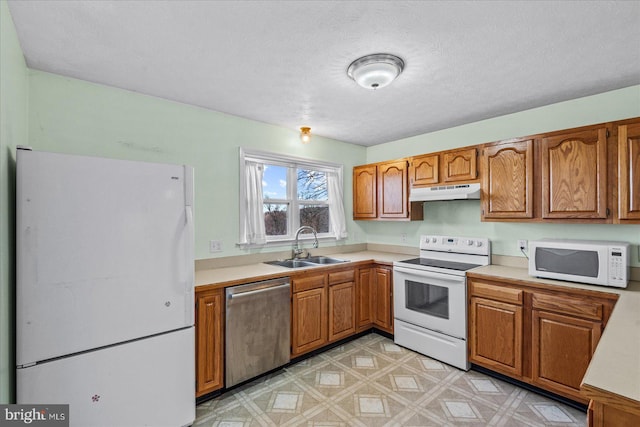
[
  {"xmin": 470, "ymin": 281, "xmax": 523, "ymax": 304},
  {"xmin": 329, "ymin": 270, "xmax": 355, "ymax": 285},
  {"xmin": 532, "ymin": 293, "xmax": 603, "ymax": 321},
  {"xmin": 292, "ymin": 274, "xmax": 327, "ymax": 293}
]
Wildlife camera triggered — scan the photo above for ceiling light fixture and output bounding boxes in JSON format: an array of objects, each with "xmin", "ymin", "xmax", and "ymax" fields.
[
  {"xmin": 300, "ymin": 127, "xmax": 311, "ymax": 144},
  {"xmin": 347, "ymin": 53, "xmax": 405, "ymax": 90}
]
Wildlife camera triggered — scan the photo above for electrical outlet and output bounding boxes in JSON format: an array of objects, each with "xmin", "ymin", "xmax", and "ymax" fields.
[
  {"xmin": 209, "ymin": 240, "xmax": 223, "ymax": 253},
  {"xmin": 517, "ymin": 239, "xmax": 528, "ymax": 251},
  {"xmin": 401, "ymin": 233, "xmax": 407, "ymax": 243}
]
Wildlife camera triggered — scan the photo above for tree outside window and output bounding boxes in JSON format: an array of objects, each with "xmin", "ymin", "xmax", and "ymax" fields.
[{"xmin": 262, "ymin": 165, "xmax": 330, "ymax": 239}]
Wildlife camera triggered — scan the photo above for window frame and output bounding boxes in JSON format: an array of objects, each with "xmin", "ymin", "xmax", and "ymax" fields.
[{"xmin": 239, "ymin": 148, "xmax": 343, "ymax": 247}]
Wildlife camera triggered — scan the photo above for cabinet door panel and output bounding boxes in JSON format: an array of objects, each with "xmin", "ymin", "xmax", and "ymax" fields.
[
  {"xmin": 532, "ymin": 310, "xmax": 601, "ymax": 402},
  {"xmin": 373, "ymin": 267, "xmax": 393, "ymax": 332},
  {"xmin": 469, "ymin": 297, "xmax": 523, "ymax": 376},
  {"xmin": 356, "ymin": 268, "xmax": 373, "ymax": 330},
  {"xmin": 328, "ymin": 281, "xmax": 356, "ymax": 341},
  {"xmin": 292, "ymin": 288, "xmax": 327, "ymax": 356},
  {"xmin": 542, "ymin": 128, "xmax": 607, "ymax": 218},
  {"xmin": 410, "ymin": 154, "xmax": 439, "ymax": 187},
  {"xmin": 443, "ymin": 148, "xmax": 477, "ymax": 182},
  {"xmin": 482, "ymin": 140, "xmax": 533, "ymax": 219},
  {"xmin": 196, "ymin": 290, "xmax": 224, "ymax": 396},
  {"xmin": 353, "ymin": 165, "xmax": 377, "ymax": 219},
  {"xmin": 378, "ymin": 161, "xmax": 408, "ymax": 218},
  {"xmin": 618, "ymin": 122, "xmax": 640, "ymax": 220}
]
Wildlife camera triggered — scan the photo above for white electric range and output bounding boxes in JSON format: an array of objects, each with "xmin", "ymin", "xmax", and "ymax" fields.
[{"xmin": 393, "ymin": 235, "xmax": 491, "ymax": 370}]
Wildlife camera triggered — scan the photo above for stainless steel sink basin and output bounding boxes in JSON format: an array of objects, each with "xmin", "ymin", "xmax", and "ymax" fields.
[
  {"xmin": 305, "ymin": 256, "xmax": 348, "ymax": 265},
  {"xmin": 265, "ymin": 259, "xmax": 317, "ymax": 268},
  {"xmin": 265, "ymin": 256, "xmax": 348, "ymax": 268}
]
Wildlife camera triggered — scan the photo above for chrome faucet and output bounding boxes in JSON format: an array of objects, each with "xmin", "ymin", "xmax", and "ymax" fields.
[{"xmin": 292, "ymin": 226, "xmax": 318, "ymax": 259}]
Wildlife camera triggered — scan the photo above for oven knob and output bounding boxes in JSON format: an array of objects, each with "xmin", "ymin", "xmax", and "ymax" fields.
[
  {"xmin": 431, "ymin": 237, "xmax": 437, "ymax": 243},
  {"xmin": 467, "ymin": 239, "xmax": 474, "ymax": 246},
  {"xmin": 476, "ymin": 241, "xmax": 483, "ymax": 247}
]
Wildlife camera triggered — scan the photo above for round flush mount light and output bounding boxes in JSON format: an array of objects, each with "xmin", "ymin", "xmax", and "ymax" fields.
[{"xmin": 347, "ymin": 53, "xmax": 405, "ymax": 90}]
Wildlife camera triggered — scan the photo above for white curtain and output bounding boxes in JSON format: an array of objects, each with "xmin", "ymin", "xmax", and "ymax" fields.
[
  {"xmin": 243, "ymin": 161, "xmax": 266, "ymax": 245},
  {"xmin": 327, "ymin": 171, "xmax": 348, "ymax": 240}
]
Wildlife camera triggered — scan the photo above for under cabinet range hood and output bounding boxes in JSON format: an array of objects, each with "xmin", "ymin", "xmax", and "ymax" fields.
[{"xmin": 409, "ymin": 183, "xmax": 481, "ymax": 202}]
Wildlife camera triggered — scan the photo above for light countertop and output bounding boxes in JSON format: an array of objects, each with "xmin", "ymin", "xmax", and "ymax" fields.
[{"xmin": 195, "ymin": 250, "xmax": 411, "ymax": 288}]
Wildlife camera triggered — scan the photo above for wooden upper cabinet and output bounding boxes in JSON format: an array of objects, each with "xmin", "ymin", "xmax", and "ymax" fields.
[
  {"xmin": 353, "ymin": 164, "xmax": 377, "ymax": 219},
  {"xmin": 378, "ymin": 160, "xmax": 408, "ymax": 218},
  {"xmin": 409, "ymin": 154, "xmax": 439, "ymax": 187},
  {"xmin": 353, "ymin": 160, "xmax": 421, "ymax": 221},
  {"xmin": 482, "ymin": 140, "xmax": 534, "ymax": 219},
  {"xmin": 541, "ymin": 127, "xmax": 608, "ymax": 219},
  {"xmin": 443, "ymin": 148, "xmax": 478, "ymax": 182},
  {"xmin": 618, "ymin": 121, "xmax": 640, "ymax": 221},
  {"xmin": 410, "ymin": 148, "xmax": 478, "ymax": 188}
]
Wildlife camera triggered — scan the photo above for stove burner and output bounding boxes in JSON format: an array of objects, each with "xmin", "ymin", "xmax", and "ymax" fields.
[{"xmin": 399, "ymin": 258, "xmax": 481, "ymax": 272}]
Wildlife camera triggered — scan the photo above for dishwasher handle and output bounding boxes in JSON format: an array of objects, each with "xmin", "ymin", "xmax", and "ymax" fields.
[{"xmin": 227, "ymin": 282, "xmax": 290, "ymax": 300}]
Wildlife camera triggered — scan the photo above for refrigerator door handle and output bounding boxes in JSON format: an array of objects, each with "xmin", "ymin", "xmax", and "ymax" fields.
[{"xmin": 184, "ymin": 205, "xmax": 195, "ymax": 323}]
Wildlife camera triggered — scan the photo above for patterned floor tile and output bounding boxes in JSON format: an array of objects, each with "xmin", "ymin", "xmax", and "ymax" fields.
[{"xmin": 195, "ymin": 334, "xmax": 586, "ymax": 427}]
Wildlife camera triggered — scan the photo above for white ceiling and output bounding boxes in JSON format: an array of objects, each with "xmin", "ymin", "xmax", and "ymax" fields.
[{"xmin": 7, "ymin": 1, "xmax": 640, "ymax": 146}]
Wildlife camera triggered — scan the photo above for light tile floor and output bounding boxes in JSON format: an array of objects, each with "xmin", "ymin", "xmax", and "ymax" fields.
[{"xmin": 195, "ymin": 334, "xmax": 586, "ymax": 426}]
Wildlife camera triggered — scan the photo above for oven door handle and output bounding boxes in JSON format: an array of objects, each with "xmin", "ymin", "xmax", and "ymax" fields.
[{"xmin": 393, "ymin": 266, "xmax": 465, "ymax": 282}]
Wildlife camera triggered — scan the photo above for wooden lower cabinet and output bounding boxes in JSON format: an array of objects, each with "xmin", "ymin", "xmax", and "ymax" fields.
[
  {"xmin": 588, "ymin": 399, "xmax": 640, "ymax": 426},
  {"xmin": 328, "ymin": 270, "xmax": 356, "ymax": 342},
  {"xmin": 356, "ymin": 267, "xmax": 374, "ymax": 331},
  {"xmin": 373, "ymin": 267, "xmax": 393, "ymax": 333},
  {"xmin": 292, "ymin": 286, "xmax": 328, "ymax": 356},
  {"xmin": 469, "ymin": 296, "xmax": 523, "ymax": 377},
  {"xmin": 195, "ymin": 288, "xmax": 224, "ymax": 397},
  {"xmin": 468, "ymin": 274, "xmax": 616, "ymax": 405},
  {"xmin": 291, "ymin": 265, "xmax": 393, "ymax": 358},
  {"xmin": 532, "ymin": 310, "xmax": 601, "ymax": 403}
]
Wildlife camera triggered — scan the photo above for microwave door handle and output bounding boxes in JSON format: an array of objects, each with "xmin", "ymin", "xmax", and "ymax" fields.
[{"xmin": 393, "ymin": 266, "xmax": 465, "ymax": 282}]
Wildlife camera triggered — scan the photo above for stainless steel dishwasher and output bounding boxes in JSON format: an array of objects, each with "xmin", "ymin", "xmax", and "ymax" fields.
[{"xmin": 225, "ymin": 277, "xmax": 291, "ymax": 387}]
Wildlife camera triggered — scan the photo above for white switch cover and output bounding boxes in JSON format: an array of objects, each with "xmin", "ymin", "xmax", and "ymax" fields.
[{"xmin": 209, "ymin": 240, "xmax": 223, "ymax": 253}]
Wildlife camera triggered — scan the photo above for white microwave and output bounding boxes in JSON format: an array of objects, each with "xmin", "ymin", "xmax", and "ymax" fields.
[{"xmin": 528, "ymin": 239, "xmax": 630, "ymax": 288}]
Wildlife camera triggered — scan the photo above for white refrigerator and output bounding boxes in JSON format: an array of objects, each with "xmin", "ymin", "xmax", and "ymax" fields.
[{"xmin": 16, "ymin": 148, "xmax": 195, "ymax": 427}]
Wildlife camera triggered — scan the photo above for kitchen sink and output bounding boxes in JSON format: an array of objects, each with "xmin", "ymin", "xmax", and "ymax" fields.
[
  {"xmin": 265, "ymin": 259, "xmax": 318, "ymax": 268},
  {"xmin": 265, "ymin": 256, "xmax": 348, "ymax": 268},
  {"xmin": 305, "ymin": 256, "xmax": 348, "ymax": 265}
]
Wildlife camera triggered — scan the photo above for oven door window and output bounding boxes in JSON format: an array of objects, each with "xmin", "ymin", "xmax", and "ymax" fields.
[{"xmin": 405, "ymin": 280, "xmax": 449, "ymax": 319}]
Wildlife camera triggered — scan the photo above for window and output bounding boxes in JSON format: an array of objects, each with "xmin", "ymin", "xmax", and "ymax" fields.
[{"xmin": 239, "ymin": 148, "xmax": 347, "ymax": 246}]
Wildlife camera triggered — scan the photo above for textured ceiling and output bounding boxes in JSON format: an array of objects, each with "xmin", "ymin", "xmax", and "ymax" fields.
[{"xmin": 7, "ymin": 1, "xmax": 640, "ymax": 146}]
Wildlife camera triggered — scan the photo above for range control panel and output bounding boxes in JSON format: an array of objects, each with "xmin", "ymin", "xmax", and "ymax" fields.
[{"xmin": 420, "ymin": 235, "xmax": 491, "ymax": 256}]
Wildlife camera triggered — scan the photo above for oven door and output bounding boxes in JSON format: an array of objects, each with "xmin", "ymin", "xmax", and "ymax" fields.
[{"xmin": 393, "ymin": 265, "xmax": 467, "ymax": 339}]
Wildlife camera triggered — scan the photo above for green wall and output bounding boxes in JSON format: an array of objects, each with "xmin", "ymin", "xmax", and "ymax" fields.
[
  {"xmin": 364, "ymin": 86, "xmax": 640, "ymax": 266},
  {"xmin": 0, "ymin": 0, "xmax": 28, "ymax": 403},
  {"xmin": 27, "ymin": 70, "xmax": 367, "ymax": 260}
]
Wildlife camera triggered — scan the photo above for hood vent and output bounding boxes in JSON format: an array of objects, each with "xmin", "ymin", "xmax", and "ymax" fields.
[{"xmin": 409, "ymin": 183, "xmax": 481, "ymax": 202}]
